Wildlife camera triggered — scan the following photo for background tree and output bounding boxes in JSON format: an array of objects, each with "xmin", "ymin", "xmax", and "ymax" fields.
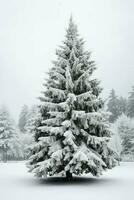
[
  {"xmin": 27, "ymin": 17, "xmax": 117, "ymax": 179},
  {"xmin": 108, "ymin": 124, "xmax": 122, "ymax": 160},
  {"xmin": 22, "ymin": 105, "xmax": 39, "ymax": 159},
  {"xmin": 18, "ymin": 105, "xmax": 29, "ymax": 133},
  {"xmin": 127, "ymin": 86, "xmax": 134, "ymax": 118},
  {"xmin": 114, "ymin": 114, "xmax": 134, "ymax": 161},
  {"xmin": 0, "ymin": 106, "xmax": 22, "ymax": 161},
  {"xmin": 25, "ymin": 105, "xmax": 40, "ymax": 135},
  {"xmin": 118, "ymin": 96, "xmax": 127, "ymax": 116},
  {"xmin": 107, "ymin": 89, "xmax": 120, "ymax": 122}
]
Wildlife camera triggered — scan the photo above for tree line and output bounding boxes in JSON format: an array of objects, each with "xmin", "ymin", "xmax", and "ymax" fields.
[
  {"xmin": 0, "ymin": 105, "xmax": 39, "ymax": 161},
  {"xmin": 107, "ymin": 87, "xmax": 134, "ymax": 161},
  {"xmin": 107, "ymin": 87, "xmax": 134, "ymax": 122}
]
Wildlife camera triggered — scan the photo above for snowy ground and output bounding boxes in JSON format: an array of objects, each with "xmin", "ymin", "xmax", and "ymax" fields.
[{"xmin": 0, "ymin": 162, "xmax": 134, "ymax": 200}]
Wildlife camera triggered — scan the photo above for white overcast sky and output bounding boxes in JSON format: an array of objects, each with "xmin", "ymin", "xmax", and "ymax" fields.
[{"xmin": 0, "ymin": 0, "xmax": 134, "ymax": 121}]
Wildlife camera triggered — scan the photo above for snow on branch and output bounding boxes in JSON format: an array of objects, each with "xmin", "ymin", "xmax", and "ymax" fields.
[
  {"xmin": 49, "ymin": 70, "xmax": 66, "ymax": 82},
  {"xmin": 46, "ymin": 87, "xmax": 66, "ymax": 101},
  {"xmin": 42, "ymin": 118, "xmax": 62, "ymax": 126},
  {"xmin": 38, "ymin": 126, "xmax": 63, "ymax": 136},
  {"xmin": 63, "ymin": 130, "xmax": 77, "ymax": 150}
]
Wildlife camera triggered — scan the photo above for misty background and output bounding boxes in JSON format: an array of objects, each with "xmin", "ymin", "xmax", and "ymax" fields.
[{"xmin": 0, "ymin": 0, "xmax": 134, "ymax": 121}]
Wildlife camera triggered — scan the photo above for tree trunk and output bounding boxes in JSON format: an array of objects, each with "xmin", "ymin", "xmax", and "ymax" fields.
[{"xmin": 66, "ymin": 171, "xmax": 73, "ymax": 180}]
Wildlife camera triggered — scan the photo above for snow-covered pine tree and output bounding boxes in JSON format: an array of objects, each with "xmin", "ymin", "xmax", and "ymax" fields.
[
  {"xmin": 18, "ymin": 105, "xmax": 29, "ymax": 133},
  {"xmin": 127, "ymin": 86, "xmax": 134, "ymax": 118},
  {"xmin": 27, "ymin": 17, "xmax": 118, "ymax": 179},
  {"xmin": 0, "ymin": 106, "xmax": 22, "ymax": 161},
  {"xmin": 107, "ymin": 89, "xmax": 120, "ymax": 122}
]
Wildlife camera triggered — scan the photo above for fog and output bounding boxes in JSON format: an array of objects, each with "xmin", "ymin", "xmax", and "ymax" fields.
[{"xmin": 0, "ymin": 0, "xmax": 134, "ymax": 121}]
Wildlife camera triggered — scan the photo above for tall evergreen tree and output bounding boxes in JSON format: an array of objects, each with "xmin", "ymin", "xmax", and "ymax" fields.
[
  {"xmin": 107, "ymin": 89, "xmax": 120, "ymax": 122},
  {"xmin": 27, "ymin": 17, "xmax": 117, "ymax": 179},
  {"xmin": 127, "ymin": 86, "xmax": 134, "ymax": 118},
  {"xmin": 18, "ymin": 105, "xmax": 29, "ymax": 132}
]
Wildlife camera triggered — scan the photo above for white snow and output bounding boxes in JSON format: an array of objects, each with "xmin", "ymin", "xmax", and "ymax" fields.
[{"xmin": 0, "ymin": 162, "xmax": 134, "ymax": 200}]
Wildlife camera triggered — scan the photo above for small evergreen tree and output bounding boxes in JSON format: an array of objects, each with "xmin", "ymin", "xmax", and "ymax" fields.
[
  {"xmin": 23, "ymin": 105, "xmax": 39, "ymax": 158},
  {"xmin": 127, "ymin": 86, "xmax": 134, "ymax": 118},
  {"xmin": 18, "ymin": 133, "xmax": 34, "ymax": 160},
  {"xmin": 121, "ymin": 128, "xmax": 134, "ymax": 160},
  {"xmin": 108, "ymin": 124, "xmax": 122, "ymax": 159},
  {"xmin": 115, "ymin": 114, "xmax": 134, "ymax": 161},
  {"xmin": 18, "ymin": 105, "xmax": 29, "ymax": 132},
  {"xmin": 27, "ymin": 17, "xmax": 118, "ymax": 179},
  {"xmin": 0, "ymin": 106, "xmax": 22, "ymax": 161},
  {"xmin": 107, "ymin": 89, "xmax": 120, "ymax": 122},
  {"xmin": 118, "ymin": 96, "xmax": 127, "ymax": 116}
]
